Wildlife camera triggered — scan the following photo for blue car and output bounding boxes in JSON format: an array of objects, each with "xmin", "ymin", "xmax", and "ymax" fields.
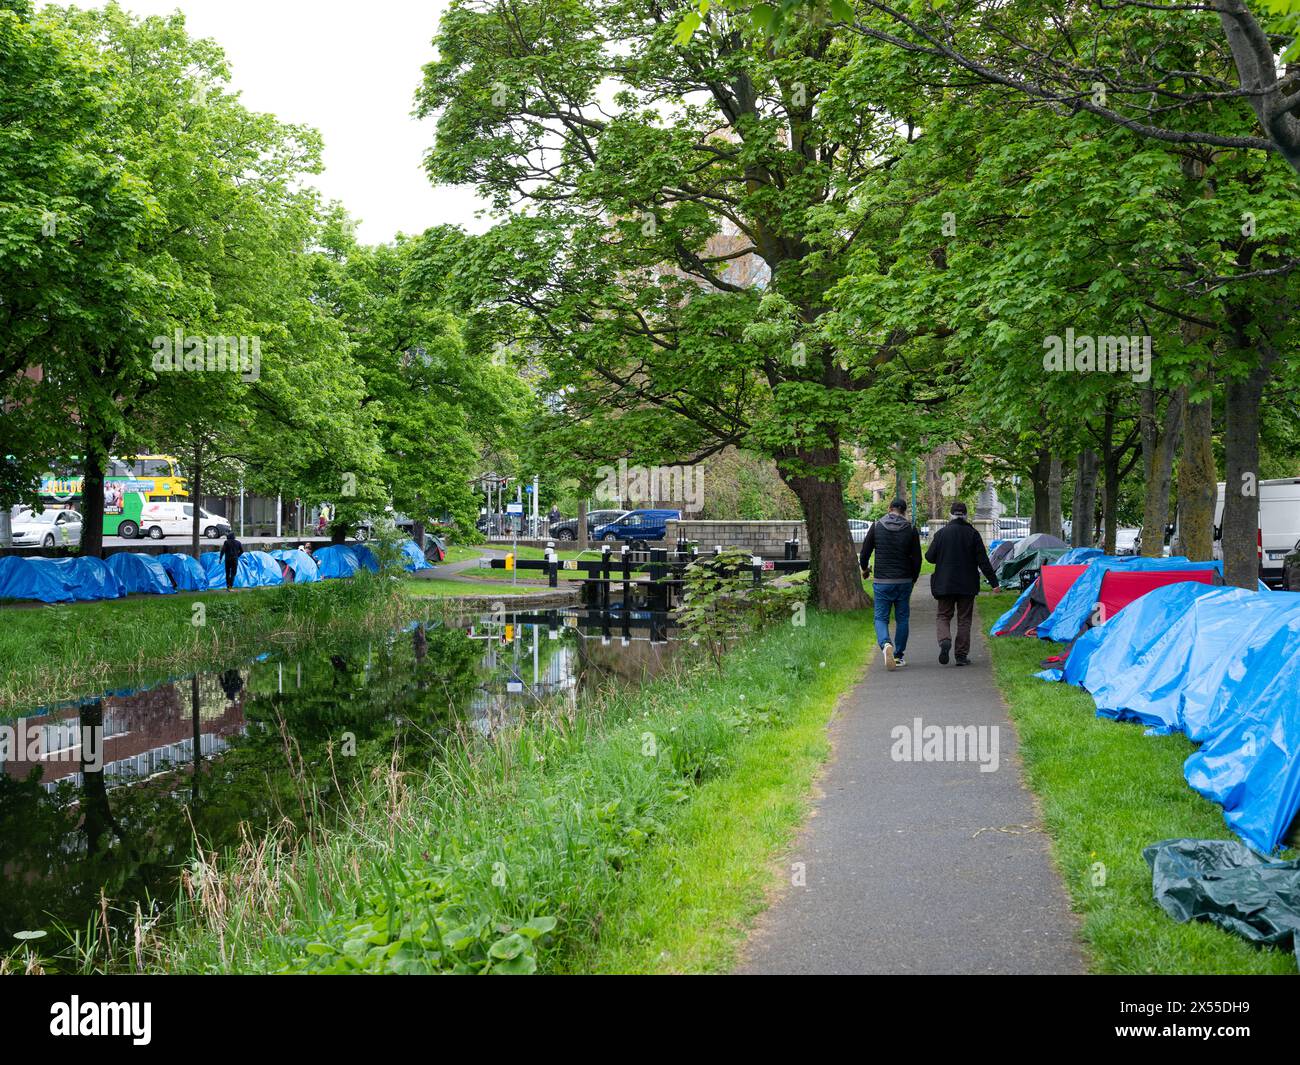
[{"xmin": 592, "ymin": 508, "xmax": 682, "ymax": 549}]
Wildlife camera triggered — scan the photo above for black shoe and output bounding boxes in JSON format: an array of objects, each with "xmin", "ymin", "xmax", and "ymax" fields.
[
  {"xmin": 955, "ymin": 654, "xmax": 970, "ymax": 667},
  {"xmin": 938, "ymin": 639, "xmax": 951, "ymax": 665}
]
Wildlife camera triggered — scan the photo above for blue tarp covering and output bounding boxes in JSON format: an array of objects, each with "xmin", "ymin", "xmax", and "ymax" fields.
[
  {"xmin": 1036, "ymin": 555, "xmax": 1226, "ymax": 642},
  {"xmin": 1057, "ymin": 547, "xmax": 1105, "ymax": 565},
  {"xmin": 1048, "ymin": 582, "xmax": 1300, "ymax": 854},
  {"xmin": 104, "ymin": 552, "xmax": 176, "ymax": 596},
  {"xmin": 315, "ymin": 544, "xmax": 378, "ymax": 579},
  {"xmin": 45, "ymin": 557, "xmax": 125, "ymax": 601},
  {"xmin": 269, "ymin": 548, "xmax": 321, "ymax": 583},
  {"xmin": 0, "ymin": 556, "xmax": 130, "ymax": 603},
  {"xmin": 157, "ymin": 552, "xmax": 207, "ymax": 592},
  {"xmin": 399, "ymin": 539, "xmax": 434, "ymax": 572},
  {"xmin": 0, "ymin": 556, "xmax": 75, "ymax": 603},
  {"xmin": 200, "ymin": 550, "xmax": 285, "ymax": 589}
]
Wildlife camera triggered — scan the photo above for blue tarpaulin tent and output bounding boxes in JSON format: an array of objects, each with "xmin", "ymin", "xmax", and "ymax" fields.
[
  {"xmin": 1045, "ymin": 582, "xmax": 1300, "ymax": 854},
  {"xmin": 200, "ymin": 550, "xmax": 285, "ymax": 589},
  {"xmin": 0, "ymin": 556, "xmax": 75, "ymax": 603},
  {"xmin": 269, "ymin": 548, "xmax": 321, "ymax": 583},
  {"xmin": 399, "ymin": 539, "xmax": 434, "ymax": 572},
  {"xmin": 1057, "ymin": 547, "xmax": 1105, "ymax": 565},
  {"xmin": 315, "ymin": 544, "xmax": 378, "ymax": 579},
  {"xmin": 104, "ymin": 552, "xmax": 176, "ymax": 596},
  {"xmin": 157, "ymin": 553, "xmax": 207, "ymax": 592},
  {"xmin": 45, "ymin": 557, "xmax": 125, "ymax": 601}
]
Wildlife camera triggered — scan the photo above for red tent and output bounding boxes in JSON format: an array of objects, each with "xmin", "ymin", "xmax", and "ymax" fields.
[
  {"xmin": 994, "ymin": 564, "xmax": 1091, "ymax": 637},
  {"xmin": 1040, "ymin": 564, "xmax": 1090, "ymax": 610},
  {"xmin": 1095, "ymin": 568, "xmax": 1217, "ymax": 621},
  {"xmin": 993, "ymin": 563, "xmax": 1219, "ymax": 639}
]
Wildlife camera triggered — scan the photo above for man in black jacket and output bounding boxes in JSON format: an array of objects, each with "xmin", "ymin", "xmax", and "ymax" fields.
[
  {"xmin": 925, "ymin": 501, "xmax": 999, "ymax": 665},
  {"xmin": 219, "ymin": 531, "xmax": 243, "ymax": 591},
  {"xmin": 859, "ymin": 498, "xmax": 922, "ymax": 670}
]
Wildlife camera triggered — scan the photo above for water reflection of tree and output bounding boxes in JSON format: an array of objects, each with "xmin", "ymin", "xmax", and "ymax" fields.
[{"xmin": 0, "ymin": 624, "xmax": 478, "ymax": 960}]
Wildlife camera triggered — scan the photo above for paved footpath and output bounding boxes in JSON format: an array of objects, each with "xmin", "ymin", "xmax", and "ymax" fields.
[{"xmin": 738, "ymin": 577, "xmax": 1085, "ymax": 975}]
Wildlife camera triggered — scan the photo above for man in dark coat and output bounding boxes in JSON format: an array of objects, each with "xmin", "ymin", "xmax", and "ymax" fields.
[
  {"xmin": 860, "ymin": 498, "xmax": 923, "ymax": 670},
  {"xmin": 219, "ymin": 531, "xmax": 243, "ymax": 591},
  {"xmin": 925, "ymin": 501, "xmax": 999, "ymax": 666}
]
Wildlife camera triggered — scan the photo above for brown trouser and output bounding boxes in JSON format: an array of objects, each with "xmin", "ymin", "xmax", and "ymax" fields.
[{"xmin": 936, "ymin": 595, "xmax": 975, "ymax": 657}]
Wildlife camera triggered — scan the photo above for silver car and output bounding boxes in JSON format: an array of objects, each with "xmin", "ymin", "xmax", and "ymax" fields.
[
  {"xmin": 11, "ymin": 508, "xmax": 83, "ymax": 548},
  {"xmin": 848, "ymin": 519, "xmax": 872, "ymax": 544}
]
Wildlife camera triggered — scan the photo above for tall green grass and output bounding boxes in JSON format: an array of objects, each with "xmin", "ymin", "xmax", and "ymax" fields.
[
  {"xmin": 143, "ymin": 610, "xmax": 872, "ymax": 974},
  {"xmin": 977, "ymin": 593, "xmax": 1295, "ymax": 975}
]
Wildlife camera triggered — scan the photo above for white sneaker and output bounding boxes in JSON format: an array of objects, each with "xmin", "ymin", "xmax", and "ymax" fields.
[
  {"xmin": 895, "ymin": 655, "xmax": 906, "ymax": 668},
  {"xmin": 883, "ymin": 643, "xmax": 896, "ymax": 671}
]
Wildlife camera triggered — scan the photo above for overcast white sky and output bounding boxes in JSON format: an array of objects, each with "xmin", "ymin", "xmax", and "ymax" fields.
[{"xmin": 50, "ymin": 0, "xmax": 494, "ymax": 243}]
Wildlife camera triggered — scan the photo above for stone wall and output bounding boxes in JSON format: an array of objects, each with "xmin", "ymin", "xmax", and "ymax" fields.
[{"xmin": 663, "ymin": 519, "xmax": 808, "ymax": 559}]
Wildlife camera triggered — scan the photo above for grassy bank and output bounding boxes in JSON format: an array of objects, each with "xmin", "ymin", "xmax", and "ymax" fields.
[
  {"xmin": 977, "ymin": 593, "xmax": 1295, "ymax": 975},
  {"xmin": 0, "ymin": 577, "xmax": 425, "ymax": 713},
  {"xmin": 143, "ymin": 609, "xmax": 871, "ymax": 974}
]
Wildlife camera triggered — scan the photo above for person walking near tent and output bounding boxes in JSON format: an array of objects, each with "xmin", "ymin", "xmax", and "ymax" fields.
[
  {"xmin": 926, "ymin": 501, "xmax": 999, "ymax": 666},
  {"xmin": 860, "ymin": 498, "xmax": 922, "ymax": 670},
  {"xmin": 219, "ymin": 531, "xmax": 243, "ymax": 591}
]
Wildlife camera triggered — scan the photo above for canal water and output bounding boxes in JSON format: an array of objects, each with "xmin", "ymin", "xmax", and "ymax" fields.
[{"xmin": 0, "ymin": 609, "xmax": 677, "ymax": 959}]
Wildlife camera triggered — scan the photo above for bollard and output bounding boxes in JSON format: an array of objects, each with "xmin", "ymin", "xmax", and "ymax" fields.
[
  {"xmin": 621, "ymin": 543, "xmax": 631, "ymax": 612},
  {"xmin": 545, "ymin": 544, "xmax": 558, "ymax": 588},
  {"xmin": 752, "ymin": 554, "xmax": 762, "ymax": 587},
  {"xmin": 600, "ymin": 544, "xmax": 611, "ymax": 610}
]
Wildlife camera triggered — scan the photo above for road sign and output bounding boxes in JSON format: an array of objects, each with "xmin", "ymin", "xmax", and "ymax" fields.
[{"xmin": 506, "ymin": 502, "xmax": 524, "ymax": 514}]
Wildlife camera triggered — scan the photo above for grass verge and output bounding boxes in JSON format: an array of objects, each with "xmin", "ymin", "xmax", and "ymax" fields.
[
  {"xmin": 977, "ymin": 593, "xmax": 1295, "ymax": 975},
  {"xmin": 144, "ymin": 609, "xmax": 871, "ymax": 974}
]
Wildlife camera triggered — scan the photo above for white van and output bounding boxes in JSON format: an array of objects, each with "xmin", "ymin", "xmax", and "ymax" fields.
[
  {"xmin": 1213, "ymin": 478, "xmax": 1300, "ymax": 587},
  {"xmin": 138, "ymin": 502, "xmax": 231, "ymax": 539},
  {"xmin": 139, "ymin": 501, "xmax": 190, "ymax": 539}
]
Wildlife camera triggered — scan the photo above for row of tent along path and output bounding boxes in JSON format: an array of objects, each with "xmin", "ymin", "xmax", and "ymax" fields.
[
  {"xmin": 0, "ymin": 541, "xmax": 434, "ymax": 604},
  {"xmin": 991, "ymin": 550, "xmax": 1296, "ymax": 857}
]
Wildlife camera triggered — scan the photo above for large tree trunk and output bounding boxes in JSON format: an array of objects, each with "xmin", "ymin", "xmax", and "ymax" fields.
[
  {"xmin": 1139, "ymin": 385, "xmax": 1184, "ymax": 557},
  {"xmin": 1177, "ymin": 380, "xmax": 1216, "ymax": 561},
  {"xmin": 78, "ymin": 446, "xmax": 107, "ymax": 559},
  {"xmin": 577, "ymin": 497, "xmax": 589, "ymax": 550},
  {"xmin": 189, "ymin": 441, "xmax": 203, "ymax": 559},
  {"xmin": 1221, "ymin": 335, "xmax": 1278, "ymax": 588},
  {"xmin": 1098, "ymin": 406, "xmax": 1120, "ymax": 555},
  {"xmin": 1071, "ymin": 449, "xmax": 1099, "ymax": 548},
  {"xmin": 780, "ymin": 444, "xmax": 870, "ymax": 611},
  {"xmin": 1047, "ymin": 454, "xmax": 1063, "ymax": 539},
  {"xmin": 1030, "ymin": 448, "xmax": 1051, "ymax": 534}
]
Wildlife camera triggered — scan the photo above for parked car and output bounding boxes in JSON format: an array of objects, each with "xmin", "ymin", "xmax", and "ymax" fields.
[
  {"xmin": 592, "ymin": 509, "xmax": 682, "ymax": 550},
  {"xmin": 998, "ymin": 517, "xmax": 1031, "ymax": 539},
  {"xmin": 549, "ymin": 509, "xmax": 628, "ymax": 541},
  {"xmin": 1114, "ymin": 527, "xmax": 1141, "ymax": 556},
  {"xmin": 848, "ymin": 518, "xmax": 872, "ymax": 545},
  {"xmin": 11, "ymin": 508, "xmax": 83, "ymax": 548}
]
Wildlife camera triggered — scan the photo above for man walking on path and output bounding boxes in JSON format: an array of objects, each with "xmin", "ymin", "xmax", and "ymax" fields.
[
  {"xmin": 859, "ymin": 498, "xmax": 922, "ymax": 671},
  {"xmin": 925, "ymin": 501, "xmax": 999, "ymax": 666},
  {"xmin": 219, "ymin": 531, "xmax": 244, "ymax": 591}
]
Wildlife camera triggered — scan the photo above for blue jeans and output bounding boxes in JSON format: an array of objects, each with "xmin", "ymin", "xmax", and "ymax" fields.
[{"xmin": 873, "ymin": 582, "xmax": 912, "ymax": 655}]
